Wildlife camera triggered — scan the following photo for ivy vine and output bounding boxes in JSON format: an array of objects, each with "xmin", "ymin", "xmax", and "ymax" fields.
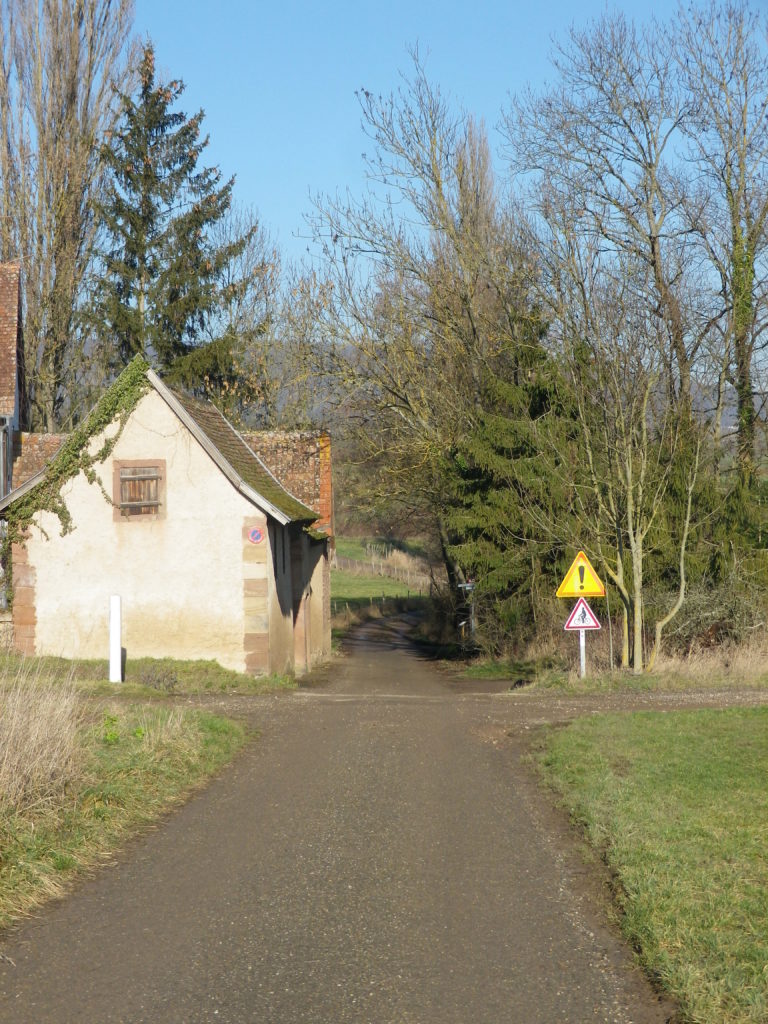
[{"xmin": 2, "ymin": 356, "xmax": 151, "ymax": 604}]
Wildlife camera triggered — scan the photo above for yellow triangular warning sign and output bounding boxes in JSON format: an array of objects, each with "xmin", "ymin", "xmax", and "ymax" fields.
[{"xmin": 556, "ymin": 550, "xmax": 605, "ymax": 598}]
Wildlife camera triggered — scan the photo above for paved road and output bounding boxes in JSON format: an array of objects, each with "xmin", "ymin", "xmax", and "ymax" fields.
[{"xmin": 0, "ymin": 618, "xmax": 679, "ymax": 1023}]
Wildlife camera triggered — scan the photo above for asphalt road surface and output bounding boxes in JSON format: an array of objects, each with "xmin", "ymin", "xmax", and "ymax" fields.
[{"xmin": 0, "ymin": 617, "xmax": 680, "ymax": 1023}]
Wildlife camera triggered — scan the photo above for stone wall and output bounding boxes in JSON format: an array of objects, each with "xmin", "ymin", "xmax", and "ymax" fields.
[
  {"xmin": 0, "ymin": 263, "xmax": 22, "ymax": 422},
  {"xmin": 12, "ymin": 433, "xmax": 66, "ymax": 489},
  {"xmin": 11, "ymin": 538, "xmax": 35, "ymax": 655},
  {"xmin": 245, "ymin": 431, "xmax": 333, "ymax": 536}
]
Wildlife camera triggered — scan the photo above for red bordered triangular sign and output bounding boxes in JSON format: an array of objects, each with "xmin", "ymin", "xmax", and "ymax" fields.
[{"xmin": 564, "ymin": 598, "xmax": 601, "ymax": 631}]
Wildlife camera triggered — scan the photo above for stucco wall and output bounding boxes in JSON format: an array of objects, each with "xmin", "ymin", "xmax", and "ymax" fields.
[{"xmin": 23, "ymin": 391, "xmax": 261, "ymax": 672}]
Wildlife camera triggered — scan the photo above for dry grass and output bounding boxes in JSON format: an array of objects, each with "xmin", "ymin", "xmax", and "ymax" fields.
[
  {"xmin": 384, "ymin": 546, "xmax": 425, "ymax": 572},
  {"xmin": 525, "ymin": 601, "xmax": 768, "ymax": 686},
  {"xmin": 468, "ymin": 611, "xmax": 768, "ymax": 691},
  {"xmin": 0, "ymin": 680, "xmax": 245, "ymax": 927},
  {"xmin": 333, "ymin": 536, "xmax": 438, "ymax": 591},
  {"xmin": 651, "ymin": 635, "xmax": 768, "ymax": 686},
  {"xmin": 0, "ymin": 666, "xmax": 83, "ymax": 816}
]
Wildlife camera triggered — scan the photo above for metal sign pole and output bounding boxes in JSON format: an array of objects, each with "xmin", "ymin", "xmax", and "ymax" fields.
[{"xmin": 579, "ymin": 628, "xmax": 586, "ymax": 678}]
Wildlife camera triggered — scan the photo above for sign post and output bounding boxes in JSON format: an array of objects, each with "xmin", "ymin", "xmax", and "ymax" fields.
[
  {"xmin": 564, "ymin": 596, "xmax": 602, "ymax": 677},
  {"xmin": 557, "ymin": 553, "xmax": 606, "ymax": 678}
]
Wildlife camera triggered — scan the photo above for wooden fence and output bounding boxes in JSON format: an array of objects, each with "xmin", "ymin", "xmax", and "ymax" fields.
[{"xmin": 331, "ymin": 554, "xmax": 435, "ymax": 593}]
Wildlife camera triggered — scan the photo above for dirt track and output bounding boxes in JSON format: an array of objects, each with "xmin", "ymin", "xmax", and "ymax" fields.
[{"xmin": 2, "ymin": 616, "xmax": 762, "ymax": 1023}]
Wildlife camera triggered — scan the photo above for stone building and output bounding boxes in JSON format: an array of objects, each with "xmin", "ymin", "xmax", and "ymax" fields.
[{"xmin": 0, "ymin": 263, "xmax": 332, "ymax": 676}]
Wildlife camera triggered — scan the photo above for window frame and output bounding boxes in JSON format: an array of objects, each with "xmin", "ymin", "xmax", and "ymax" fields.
[{"xmin": 113, "ymin": 459, "xmax": 166, "ymax": 522}]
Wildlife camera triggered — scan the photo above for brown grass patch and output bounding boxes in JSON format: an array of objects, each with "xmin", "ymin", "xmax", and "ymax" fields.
[{"xmin": 0, "ymin": 667, "xmax": 83, "ymax": 815}]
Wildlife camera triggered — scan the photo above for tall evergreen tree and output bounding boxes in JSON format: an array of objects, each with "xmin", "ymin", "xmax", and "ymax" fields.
[
  {"xmin": 94, "ymin": 43, "xmax": 252, "ymax": 374},
  {"xmin": 445, "ymin": 331, "xmax": 565, "ymax": 649}
]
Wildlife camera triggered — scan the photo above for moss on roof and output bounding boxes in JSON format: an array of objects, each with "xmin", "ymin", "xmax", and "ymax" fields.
[
  {"xmin": 168, "ymin": 387, "xmax": 316, "ymax": 523},
  {"xmin": 0, "ymin": 358, "xmax": 318, "ymax": 527}
]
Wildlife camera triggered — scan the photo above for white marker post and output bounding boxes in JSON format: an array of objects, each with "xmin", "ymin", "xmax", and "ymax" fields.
[{"xmin": 109, "ymin": 595, "xmax": 122, "ymax": 683}]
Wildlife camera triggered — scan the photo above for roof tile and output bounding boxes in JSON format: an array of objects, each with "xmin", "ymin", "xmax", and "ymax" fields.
[{"xmin": 168, "ymin": 388, "xmax": 316, "ymax": 523}]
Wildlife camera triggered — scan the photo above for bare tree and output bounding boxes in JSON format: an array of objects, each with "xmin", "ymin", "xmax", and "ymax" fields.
[
  {"xmin": 505, "ymin": 11, "xmax": 704, "ymax": 418},
  {"xmin": 0, "ymin": 0, "xmax": 134, "ymax": 430},
  {"xmin": 306, "ymin": 56, "xmax": 540, "ymax": 581},
  {"xmin": 531, "ymin": 199, "xmax": 701, "ymax": 671},
  {"xmin": 676, "ymin": 0, "xmax": 768, "ymax": 488}
]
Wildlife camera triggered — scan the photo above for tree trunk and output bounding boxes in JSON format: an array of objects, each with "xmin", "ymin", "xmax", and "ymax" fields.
[
  {"xmin": 437, "ymin": 517, "xmax": 463, "ymax": 591},
  {"xmin": 733, "ymin": 234, "xmax": 756, "ymax": 490},
  {"xmin": 632, "ymin": 546, "xmax": 644, "ymax": 674},
  {"xmin": 647, "ymin": 441, "xmax": 699, "ymax": 670}
]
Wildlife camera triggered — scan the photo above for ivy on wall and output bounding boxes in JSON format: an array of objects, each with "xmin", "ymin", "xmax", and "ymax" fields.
[{"xmin": 1, "ymin": 356, "xmax": 151, "ymax": 602}]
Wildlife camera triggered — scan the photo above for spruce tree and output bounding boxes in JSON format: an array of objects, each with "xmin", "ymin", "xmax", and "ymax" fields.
[
  {"xmin": 445, "ymin": 334, "xmax": 566, "ymax": 649},
  {"xmin": 94, "ymin": 43, "xmax": 252, "ymax": 374}
]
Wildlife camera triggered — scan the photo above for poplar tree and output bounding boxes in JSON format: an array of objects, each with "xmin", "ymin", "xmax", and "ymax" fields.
[
  {"xmin": 94, "ymin": 43, "xmax": 251, "ymax": 374},
  {"xmin": 0, "ymin": 0, "xmax": 134, "ymax": 430}
]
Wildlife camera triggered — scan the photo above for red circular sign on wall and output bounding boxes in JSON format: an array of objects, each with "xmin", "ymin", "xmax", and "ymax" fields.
[{"xmin": 248, "ymin": 526, "xmax": 265, "ymax": 545}]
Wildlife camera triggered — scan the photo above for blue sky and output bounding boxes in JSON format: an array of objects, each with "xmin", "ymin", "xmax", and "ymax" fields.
[{"xmin": 133, "ymin": 0, "xmax": 675, "ymax": 265}]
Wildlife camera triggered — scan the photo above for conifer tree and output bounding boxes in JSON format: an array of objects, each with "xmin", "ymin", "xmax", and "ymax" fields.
[
  {"xmin": 94, "ymin": 43, "xmax": 252, "ymax": 374},
  {"xmin": 445, "ymin": 330, "xmax": 564, "ymax": 648}
]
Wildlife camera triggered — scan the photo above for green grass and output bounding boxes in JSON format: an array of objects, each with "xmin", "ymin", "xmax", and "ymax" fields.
[
  {"xmin": 334, "ymin": 535, "xmax": 429, "ymax": 561},
  {"xmin": 331, "ymin": 536, "xmax": 431, "ymax": 621},
  {"xmin": 462, "ymin": 655, "xmax": 568, "ymax": 688},
  {"xmin": 334, "ymin": 536, "xmax": 376, "ymax": 560},
  {"xmin": 0, "ymin": 652, "xmax": 297, "ymax": 695},
  {"xmin": 331, "ymin": 568, "xmax": 417, "ymax": 604},
  {"xmin": 0, "ymin": 703, "xmax": 246, "ymax": 927},
  {"xmin": 537, "ymin": 708, "xmax": 768, "ymax": 1023},
  {"xmin": 330, "ymin": 568, "xmax": 429, "ymax": 642}
]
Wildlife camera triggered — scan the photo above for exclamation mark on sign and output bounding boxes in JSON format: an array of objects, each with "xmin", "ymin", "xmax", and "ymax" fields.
[{"xmin": 579, "ymin": 565, "xmax": 585, "ymax": 590}]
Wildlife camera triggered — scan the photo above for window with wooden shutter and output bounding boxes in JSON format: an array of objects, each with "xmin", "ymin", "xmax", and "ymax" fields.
[{"xmin": 113, "ymin": 460, "xmax": 166, "ymax": 520}]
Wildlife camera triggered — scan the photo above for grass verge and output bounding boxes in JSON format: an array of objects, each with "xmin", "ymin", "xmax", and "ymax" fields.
[
  {"xmin": 331, "ymin": 568, "xmax": 419, "ymax": 604},
  {"xmin": 459, "ymin": 653, "xmax": 768, "ymax": 693},
  {"xmin": 0, "ymin": 685, "xmax": 245, "ymax": 929},
  {"xmin": 334, "ymin": 536, "xmax": 430, "ymax": 561},
  {"xmin": 536, "ymin": 708, "xmax": 768, "ymax": 1024},
  {"xmin": 461, "ymin": 654, "xmax": 569, "ymax": 688},
  {"xmin": 0, "ymin": 651, "xmax": 296, "ymax": 696}
]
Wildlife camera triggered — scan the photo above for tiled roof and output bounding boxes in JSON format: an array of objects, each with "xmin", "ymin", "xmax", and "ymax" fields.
[
  {"xmin": 167, "ymin": 387, "xmax": 316, "ymax": 523},
  {"xmin": 0, "ymin": 361, "xmax": 318, "ymax": 525}
]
